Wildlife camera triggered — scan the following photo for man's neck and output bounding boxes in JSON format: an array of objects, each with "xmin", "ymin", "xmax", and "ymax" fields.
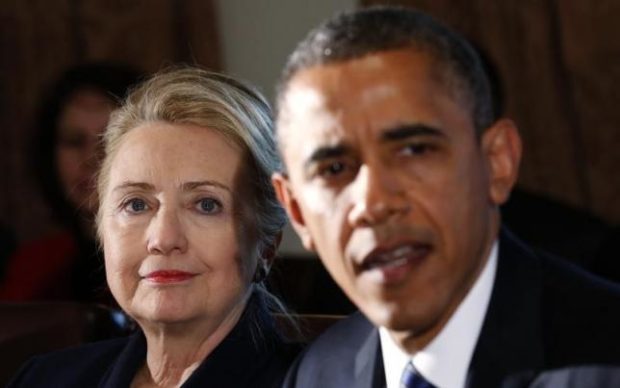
[{"xmin": 379, "ymin": 241, "xmax": 499, "ymax": 388}]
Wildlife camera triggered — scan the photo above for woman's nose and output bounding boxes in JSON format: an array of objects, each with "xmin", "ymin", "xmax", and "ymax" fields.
[{"xmin": 146, "ymin": 208, "xmax": 189, "ymax": 256}]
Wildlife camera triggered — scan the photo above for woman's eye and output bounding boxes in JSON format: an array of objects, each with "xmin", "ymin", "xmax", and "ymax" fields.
[
  {"xmin": 197, "ymin": 198, "xmax": 221, "ymax": 214},
  {"xmin": 123, "ymin": 198, "xmax": 148, "ymax": 214}
]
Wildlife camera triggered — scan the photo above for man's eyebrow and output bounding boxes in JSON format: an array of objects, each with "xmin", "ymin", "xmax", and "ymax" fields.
[
  {"xmin": 304, "ymin": 145, "xmax": 350, "ymax": 168},
  {"xmin": 181, "ymin": 180, "xmax": 231, "ymax": 193},
  {"xmin": 381, "ymin": 124, "xmax": 445, "ymax": 142},
  {"xmin": 300, "ymin": 125, "xmax": 444, "ymax": 169}
]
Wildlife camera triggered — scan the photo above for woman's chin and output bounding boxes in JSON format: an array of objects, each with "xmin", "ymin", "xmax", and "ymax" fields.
[
  {"xmin": 140, "ymin": 312, "xmax": 199, "ymax": 328},
  {"xmin": 130, "ymin": 300, "xmax": 201, "ymax": 327}
]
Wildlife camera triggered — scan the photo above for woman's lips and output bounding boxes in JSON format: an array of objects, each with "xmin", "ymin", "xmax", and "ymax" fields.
[{"xmin": 144, "ymin": 270, "xmax": 196, "ymax": 284}]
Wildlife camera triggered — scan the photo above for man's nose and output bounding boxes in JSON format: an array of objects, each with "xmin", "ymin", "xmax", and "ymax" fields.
[
  {"xmin": 146, "ymin": 207, "xmax": 189, "ymax": 256},
  {"xmin": 347, "ymin": 164, "xmax": 410, "ymax": 227}
]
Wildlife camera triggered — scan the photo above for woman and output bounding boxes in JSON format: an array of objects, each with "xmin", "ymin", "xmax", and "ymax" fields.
[
  {"xmin": 8, "ymin": 68, "xmax": 299, "ymax": 387},
  {"xmin": 0, "ymin": 63, "xmax": 141, "ymax": 302}
]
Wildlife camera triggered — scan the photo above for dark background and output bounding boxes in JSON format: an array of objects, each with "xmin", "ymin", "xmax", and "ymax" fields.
[{"xmin": 0, "ymin": 0, "xmax": 618, "ymax": 264}]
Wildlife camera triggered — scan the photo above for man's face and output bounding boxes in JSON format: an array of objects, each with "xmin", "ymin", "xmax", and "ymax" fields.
[{"xmin": 274, "ymin": 49, "xmax": 520, "ymax": 347}]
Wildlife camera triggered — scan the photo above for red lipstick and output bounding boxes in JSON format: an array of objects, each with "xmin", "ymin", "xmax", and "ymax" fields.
[{"xmin": 144, "ymin": 270, "xmax": 196, "ymax": 284}]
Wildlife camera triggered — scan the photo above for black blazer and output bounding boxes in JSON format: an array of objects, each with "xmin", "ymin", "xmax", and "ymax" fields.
[
  {"xmin": 283, "ymin": 230, "xmax": 620, "ymax": 388},
  {"xmin": 8, "ymin": 294, "xmax": 299, "ymax": 388}
]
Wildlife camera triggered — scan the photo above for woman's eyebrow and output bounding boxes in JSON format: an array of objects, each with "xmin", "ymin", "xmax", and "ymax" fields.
[
  {"xmin": 112, "ymin": 181, "xmax": 154, "ymax": 192},
  {"xmin": 182, "ymin": 180, "xmax": 231, "ymax": 193},
  {"xmin": 111, "ymin": 181, "xmax": 232, "ymax": 193}
]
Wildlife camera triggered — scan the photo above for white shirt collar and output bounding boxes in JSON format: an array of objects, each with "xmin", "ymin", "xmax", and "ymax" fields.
[{"xmin": 379, "ymin": 241, "xmax": 498, "ymax": 388}]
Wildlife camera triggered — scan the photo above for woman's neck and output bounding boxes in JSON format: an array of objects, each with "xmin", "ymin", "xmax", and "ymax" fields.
[{"xmin": 132, "ymin": 295, "xmax": 249, "ymax": 388}]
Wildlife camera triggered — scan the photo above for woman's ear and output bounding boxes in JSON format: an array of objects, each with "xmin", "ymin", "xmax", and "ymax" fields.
[
  {"xmin": 271, "ymin": 172, "xmax": 315, "ymax": 251},
  {"xmin": 253, "ymin": 231, "xmax": 283, "ymax": 283},
  {"xmin": 482, "ymin": 118, "xmax": 522, "ymax": 205},
  {"xmin": 261, "ymin": 231, "xmax": 282, "ymax": 269}
]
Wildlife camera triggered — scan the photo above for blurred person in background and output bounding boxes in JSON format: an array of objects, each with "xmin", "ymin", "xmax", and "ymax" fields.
[
  {"xmin": 0, "ymin": 224, "xmax": 16, "ymax": 279},
  {"xmin": 0, "ymin": 63, "xmax": 142, "ymax": 302}
]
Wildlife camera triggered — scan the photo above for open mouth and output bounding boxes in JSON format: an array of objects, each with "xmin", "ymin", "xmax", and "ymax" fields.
[
  {"xmin": 362, "ymin": 243, "xmax": 431, "ymax": 269},
  {"xmin": 358, "ymin": 243, "xmax": 432, "ymax": 283}
]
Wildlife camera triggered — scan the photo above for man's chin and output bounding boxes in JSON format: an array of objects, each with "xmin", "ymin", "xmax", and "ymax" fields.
[
  {"xmin": 362, "ymin": 306, "xmax": 412, "ymax": 330},
  {"xmin": 362, "ymin": 302, "xmax": 425, "ymax": 332}
]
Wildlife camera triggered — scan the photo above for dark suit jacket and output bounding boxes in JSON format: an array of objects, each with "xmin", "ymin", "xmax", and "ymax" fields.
[
  {"xmin": 8, "ymin": 294, "xmax": 299, "ymax": 388},
  {"xmin": 283, "ymin": 230, "xmax": 620, "ymax": 388}
]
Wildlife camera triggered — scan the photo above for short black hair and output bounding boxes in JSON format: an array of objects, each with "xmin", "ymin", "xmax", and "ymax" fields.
[{"xmin": 276, "ymin": 6, "xmax": 494, "ymax": 135}]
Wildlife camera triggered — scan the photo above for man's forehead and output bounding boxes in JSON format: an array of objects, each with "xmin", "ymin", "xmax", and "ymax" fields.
[
  {"xmin": 279, "ymin": 81, "xmax": 332, "ymax": 125},
  {"xmin": 277, "ymin": 86, "xmax": 343, "ymax": 153},
  {"xmin": 276, "ymin": 49, "xmax": 466, "ymax": 160},
  {"xmin": 284, "ymin": 51, "xmax": 409, "ymax": 92},
  {"xmin": 278, "ymin": 55, "xmax": 406, "ymax": 129}
]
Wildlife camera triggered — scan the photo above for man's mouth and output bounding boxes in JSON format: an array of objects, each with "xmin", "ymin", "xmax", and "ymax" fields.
[
  {"xmin": 358, "ymin": 243, "xmax": 432, "ymax": 284},
  {"xmin": 362, "ymin": 243, "xmax": 431, "ymax": 269}
]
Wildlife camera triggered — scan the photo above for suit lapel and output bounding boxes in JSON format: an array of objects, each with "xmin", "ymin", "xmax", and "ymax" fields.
[
  {"xmin": 466, "ymin": 229, "xmax": 545, "ymax": 387},
  {"xmin": 354, "ymin": 327, "xmax": 386, "ymax": 388},
  {"xmin": 99, "ymin": 332, "xmax": 146, "ymax": 388}
]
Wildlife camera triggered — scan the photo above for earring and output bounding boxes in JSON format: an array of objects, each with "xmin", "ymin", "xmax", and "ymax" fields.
[{"xmin": 253, "ymin": 263, "xmax": 268, "ymax": 283}]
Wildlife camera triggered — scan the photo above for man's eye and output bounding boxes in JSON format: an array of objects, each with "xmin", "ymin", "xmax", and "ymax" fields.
[
  {"xmin": 197, "ymin": 198, "xmax": 221, "ymax": 214},
  {"xmin": 400, "ymin": 143, "xmax": 434, "ymax": 156},
  {"xmin": 319, "ymin": 161, "xmax": 346, "ymax": 177},
  {"xmin": 123, "ymin": 198, "xmax": 148, "ymax": 213}
]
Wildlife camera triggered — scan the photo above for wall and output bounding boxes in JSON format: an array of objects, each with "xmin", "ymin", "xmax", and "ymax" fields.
[{"xmin": 215, "ymin": 0, "xmax": 356, "ymax": 255}]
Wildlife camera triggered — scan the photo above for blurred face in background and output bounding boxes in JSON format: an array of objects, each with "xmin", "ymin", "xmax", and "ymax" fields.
[{"xmin": 56, "ymin": 88, "xmax": 115, "ymax": 215}]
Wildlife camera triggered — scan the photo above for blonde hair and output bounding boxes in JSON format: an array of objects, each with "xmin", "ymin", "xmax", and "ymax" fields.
[{"xmin": 97, "ymin": 67, "xmax": 286, "ymax": 278}]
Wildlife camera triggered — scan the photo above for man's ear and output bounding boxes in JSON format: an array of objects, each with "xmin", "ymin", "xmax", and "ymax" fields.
[
  {"xmin": 271, "ymin": 172, "xmax": 316, "ymax": 251},
  {"xmin": 482, "ymin": 118, "xmax": 522, "ymax": 205}
]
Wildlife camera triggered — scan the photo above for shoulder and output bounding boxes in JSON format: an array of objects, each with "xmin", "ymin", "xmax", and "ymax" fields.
[
  {"xmin": 499, "ymin": 229, "xmax": 620, "ymax": 364},
  {"xmin": 538, "ymin": 252, "xmax": 620, "ymax": 364},
  {"xmin": 183, "ymin": 294, "xmax": 302, "ymax": 388},
  {"xmin": 239, "ymin": 314, "xmax": 302, "ymax": 388},
  {"xmin": 7, "ymin": 336, "xmax": 129, "ymax": 388},
  {"xmin": 525, "ymin": 365, "xmax": 620, "ymax": 388},
  {"xmin": 283, "ymin": 312, "xmax": 376, "ymax": 387},
  {"xmin": 499, "ymin": 228, "xmax": 620, "ymax": 316},
  {"xmin": 240, "ymin": 337, "xmax": 302, "ymax": 388},
  {"xmin": 304, "ymin": 311, "xmax": 374, "ymax": 356}
]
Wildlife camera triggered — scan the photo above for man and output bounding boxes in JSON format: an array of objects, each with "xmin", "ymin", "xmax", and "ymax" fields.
[{"xmin": 272, "ymin": 6, "xmax": 620, "ymax": 388}]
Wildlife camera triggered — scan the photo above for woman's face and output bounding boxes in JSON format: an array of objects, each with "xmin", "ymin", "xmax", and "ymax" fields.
[
  {"xmin": 56, "ymin": 89, "xmax": 115, "ymax": 215},
  {"xmin": 100, "ymin": 122, "xmax": 254, "ymax": 327}
]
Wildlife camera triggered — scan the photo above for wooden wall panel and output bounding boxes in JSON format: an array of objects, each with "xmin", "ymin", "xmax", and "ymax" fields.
[
  {"xmin": 0, "ymin": 0, "xmax": 220, "ymax": 241},
  {"xmin": 362, "ymin": 0, "xmax": 620, "ymax": 224}
]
